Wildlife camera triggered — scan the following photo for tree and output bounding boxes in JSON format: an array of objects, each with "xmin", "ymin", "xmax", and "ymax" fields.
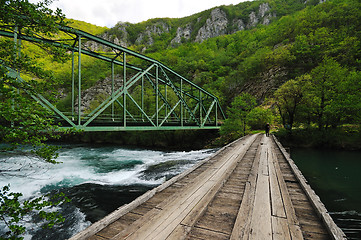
[
  {"xmin": 0, "ymin": 185, "xmax": 69, "ymax": 240},
  {"xmin": 221, "ymin": 93, "xmax": 256, "ymax": 137},
  {"xmin": 247, "ymin": 106, "xmax": 274, "ymax": 130},
  {"xmin": 275, "ymin": 57, "xmax": 361, "ymax": 131},
  {"xmin": 0, "ymin": 0, "xmax": 67, "ymax": 161},
  {"xmin": 304, "ymin": 58, "xmax": 348, "ymax": 129},
  {"xmin": 274, "ymin": 77, "xmax": 305, "ymax": 129},
  {"xmin": 0, "ymin": 1, "xmax": 69, "ymax": 239}
]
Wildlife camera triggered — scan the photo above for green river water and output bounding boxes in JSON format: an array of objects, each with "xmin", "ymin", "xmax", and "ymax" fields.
[{"xmin": 291, "ymin": 148, "xmax": 361, "ymax": 239}]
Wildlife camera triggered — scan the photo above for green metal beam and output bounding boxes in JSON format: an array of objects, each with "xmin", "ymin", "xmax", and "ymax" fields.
[
  {"xmin": 82, "ymin": 64, "xmax": 156, "ymax": 127},
  {"xmin": 0, "ymin": 25, "xmax": 226, "ymax": 132},
  {"xmin": 60, "ymin": 125, "xmax": 221, "ymax": 132},
  {"xmin": 201, "ymin": 100, "xmax": 216, "ymax": 127}
]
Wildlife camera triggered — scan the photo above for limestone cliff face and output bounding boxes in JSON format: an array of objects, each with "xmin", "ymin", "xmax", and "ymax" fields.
[
  {"xmin": 172, "ymin": 3, "xmax": 274, "ymax": 44},
  {"xmin": 135, "ymin": 22, "xmax": 170, "ymax": 46},
  {"xmin": 170, "ymin": 23, "xmax": 192, "ymax": 46},
  {"xmin": 247, "ymin": 3, "xmax": 274, "ymax": 28},
  {"xmin": 99, "ymin": 2, "xmax": 275, "ymax": 49},
  {"xmin": 195, "ymin": 8, "xmax": 229, "ymax": 43}
]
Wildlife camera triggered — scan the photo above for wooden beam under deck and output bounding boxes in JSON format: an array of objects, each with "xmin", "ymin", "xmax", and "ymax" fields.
[{"xmin": 70, "ymin": 134, "xmax": 346, "ymax": 240}]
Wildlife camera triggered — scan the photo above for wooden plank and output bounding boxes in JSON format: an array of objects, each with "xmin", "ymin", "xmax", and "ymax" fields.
[
  {"xmin": 269, "ymin": 144, "xmax": 304, "ymax": 240},
  {"xmin": 260, "ymin": 145, "xmax": 269, "ymax": 176},
  {"xmin": 188, "ymin": 226, "xmax": 229, "ymax": 240},
  {"xmin": 248, "ymin": 144, "xmax": 272, "ymax": 240},
  {"xmin": 112, "ymin": 169, "xmax": 217, "ymax": 239},
  {"xmin": 271, "ymin": 216, "xmax": 291, "ymax": 240},
  {"xmin": 112, "ymin": 137, "xmax": 255, "ymax": 239},
  {"xmin": 70, "ymin": 135, "xmax": 252, "ymax": 240},
  {"xmin": 87, "ymin": 235, "xmax": 107, "ymax": 240},
  {"xmin": 138, "ymin": 180, "xmax": 217, "ymax": 240},
  {"xmin": 156, "ymin": 136, "xmax": 258, "ymax": 239},
  {"xmin": 272, "ymin": 135, "xmax": 347, "ymax": 240},
  {"xmin": 166, "ymin": 224, "xmax": 191, "ymax": 240},
  {"xmin": 167, "ymin": 135, "xmax": 254, "ymax": 239},
  {"xmin": 229, "ymin": 181, "xmax": 252, "ymax": 240},
  {"xmin": 268, "ymin": 146, "xmax": 287, "ymax": 218},
  {"xmin": 119, "ymin": 135, "xmax": 258, "ymax": 240},
  {"xmin": 230, "ymin": 135, "xmax": 263, "ymax": 240},
  {"xmin": 111, "ymin": 152, "xmax": 230, "ymax": 239},
  {"xmin": 249, "ymin": 174, "xmax": 272, "ymax": 240}
]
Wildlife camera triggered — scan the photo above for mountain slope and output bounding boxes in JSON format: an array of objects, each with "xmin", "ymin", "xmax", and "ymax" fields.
[
  {"xmin": 143, "ymin": 0, "xmax": 361, "ymax": 105},
  {"xmin": 21, "ymin": 0, "xmax": 360, "ymax": 115},
  {"xmin": 93, "ymin": 0, "xmax": 321, "ymax": 52}
]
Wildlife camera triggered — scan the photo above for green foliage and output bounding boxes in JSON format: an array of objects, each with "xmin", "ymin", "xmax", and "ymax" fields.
[
  {"xmin": 303, "ymin": 58, "xmax": 361, "ymax": 129},
  {"xmin": 274, "ymin": 125, "xmax": 361, "ymax": 150},
  {"xmin": 247, "ymin": 107, "xmax": 274, "ymax": 130},
  {"xmin": 274, "ymin": 58, "xmax": 361, "ymax": 131},
  {"xmin": 274, "ymin": 77, "xmax": 305, "ymax": 128},
  {"xmin": 2, "ymin": 0, "xmax": 361, "ymax": 145},
  {"xmin": 220, "ymin": 93, "xmax": 257, "ymax": 137},
  {"xmin": 0, "ymin": 185, "xmax": 69, "ymax": 240},
  {"xmin": 67, "ymin": 19, "xmax": 108, "ymax": 35},
  {"xmin": 1, "ymin": 2, "xmax": 70, "ymax": 237},
  {"xmin": 0, "ymin": 0, "xmax": 67, "ymax": 161}
]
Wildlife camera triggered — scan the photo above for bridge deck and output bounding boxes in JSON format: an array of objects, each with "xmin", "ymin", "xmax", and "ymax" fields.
[{"xmin": 70, "ymin": 134, "xmax": 346, "ymax": 240}]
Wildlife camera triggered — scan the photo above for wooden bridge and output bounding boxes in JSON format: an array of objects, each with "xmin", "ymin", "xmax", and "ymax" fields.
[{"xmin": 70, "ymin": 134, "xmax": 346, "ymax": 240}]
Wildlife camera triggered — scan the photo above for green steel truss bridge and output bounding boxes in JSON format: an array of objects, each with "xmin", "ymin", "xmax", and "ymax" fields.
[{"xmin": 1, "ymin": 26, "xmax": 225, "ymax": 131}]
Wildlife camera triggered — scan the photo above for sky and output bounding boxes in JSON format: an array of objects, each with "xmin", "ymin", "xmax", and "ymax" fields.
[{"xmin": 30, "ymin": 0, "xmax": 247, "ymax": 28}]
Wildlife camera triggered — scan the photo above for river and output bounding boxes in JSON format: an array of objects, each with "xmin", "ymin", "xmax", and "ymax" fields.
[
  {"xmin": 291, "ymin": 148, "xmax": 361, "ymax": 240},
  {"xmin": 1, "ymin": 144, "xmax": 360, "ymax": 239},
  {"xmin": 0, "ymin": 144, "xmax": 216, "ymax": 239}
]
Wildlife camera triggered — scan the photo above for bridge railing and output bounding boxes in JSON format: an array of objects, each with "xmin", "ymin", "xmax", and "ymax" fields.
[{"xmin": 0, "ymin": 25, "xmax": 226, "ymax": 131}]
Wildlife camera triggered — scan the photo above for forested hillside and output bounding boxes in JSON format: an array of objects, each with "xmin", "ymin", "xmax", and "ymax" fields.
[
  {"xmin": 142, "ymin": 0, "xmax": 361, "ymax": 141},
  {"xmin": 5, "ymin": 0, "xmax": 361, "ymax": 146}
]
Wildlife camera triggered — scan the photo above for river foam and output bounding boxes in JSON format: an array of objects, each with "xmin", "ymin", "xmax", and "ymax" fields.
[{"xmin": 0, "ymin": 144, "xmax": 216, "ymax": 239}]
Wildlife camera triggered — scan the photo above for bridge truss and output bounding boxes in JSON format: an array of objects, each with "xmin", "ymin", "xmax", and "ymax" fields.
[{"xmin": 1, "ymin": 26, "xmax": 226, "ymax": 131}]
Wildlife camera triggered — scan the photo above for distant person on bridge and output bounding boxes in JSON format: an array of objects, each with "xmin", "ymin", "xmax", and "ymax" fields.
[{"xmin": 265, "ymin": 123, "xmax": 270, "ymax": 137}]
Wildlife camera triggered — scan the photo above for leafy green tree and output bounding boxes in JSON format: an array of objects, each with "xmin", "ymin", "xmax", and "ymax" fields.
[
  {"xmin": 304, "ymin": 58, "xmax": 361, "ymax": 129},
  {"xmin": 0, "ymin": 1, "xmax": 70, "ymax": 239},
  {"xmin": 304, "ymin": 58, "xmax": 348, "ymax": 129},
  {"xmin": 275, "ymin": 57, "xmax": 361, "ymax": 131},
  {"xmin": 247, "ymin": 106, "xmax": 274, "ymax": 130},
  {"xmin": 0, "ymin": 0, "xmax": 67, "ymax": 161},
  {"xmin": 0, "ymin": 185, "xmax": 69, "ymax": 240},
  {"xmin": 221, "ymin": 93, "xmax": 256, "ymax": 137},
  {"xmin": 274, "ymin": 77, "xmax": 305, "ymax": 129}
]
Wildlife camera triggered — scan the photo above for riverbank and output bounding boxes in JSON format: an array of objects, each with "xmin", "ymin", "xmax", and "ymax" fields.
[
  {"xmin": 55, "ymin": 130, "xmax": 220, "ymax": 151},
  {"xmin": 274, "ymin": 126, "xmax": 361, "ymax": 151}
]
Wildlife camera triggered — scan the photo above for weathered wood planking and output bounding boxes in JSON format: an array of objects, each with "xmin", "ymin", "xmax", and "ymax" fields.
[
  {"xmin": 272, "ymin": 135, "xmax": 347, "ymax": 240},
  {"xmin": 69, "ymin": 134, "xmax": 254, "ymax": 240},
  {"xmin": 69, "ymin": 134, "xmax": 345, "ymax": 240}
]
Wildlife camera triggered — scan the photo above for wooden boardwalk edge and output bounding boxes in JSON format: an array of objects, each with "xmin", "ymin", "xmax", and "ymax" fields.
[
  {"xmin": 69, "ymin": 135, "xmax": 252, "ymax": 240},
  {"xmin": 272, "ymin": 135, "xmax": 347, "ymax": 240},
  {"xmin": 69, "ymin": 134, "xmax": 346, "ymax": 240}
]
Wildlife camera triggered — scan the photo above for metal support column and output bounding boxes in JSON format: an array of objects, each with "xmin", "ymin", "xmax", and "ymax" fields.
[
  {"xmin": 180, "ymin": 78, "xmax": 183, "ymax": 127},
  {"xmin": 11, "ymin": 26, "xmax": 18, "ymax": 128},
  {"xmin": 165, "ymin": 84, "xmax": 168, "ymax": 119},
  {"xmin": 78, "ymin": 35, "xmax": 82, "ymax": 126},
  {"xmin": 141, "ymin": 75, "xmax": 144, "ymax": 121},
  {"xmin": 199, "ymin": 90, "xmax": 202, "ymax": 126},
  {"xmin": 71, "ymin": 50, "xmax": 75, "ymax": 120},
  {"xmin": 111, "ymin": 61, "xmax": 114, "ymax": 121},
  {"xmin": 215, "ymin": 103, "xmax": 218, "ymax": 126},
  {"xmin": 156, "ymin": 65, "xmax": 159, "ymax": 126},
  {"xmin": 123, "ymin": 52, "xmax": 126, "ymax": 127}
]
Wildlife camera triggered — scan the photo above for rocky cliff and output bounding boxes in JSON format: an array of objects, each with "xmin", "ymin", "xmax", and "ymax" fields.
[{"xmin": 88, "ymin": 2, "xmax": 276, "ymax": 51}]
